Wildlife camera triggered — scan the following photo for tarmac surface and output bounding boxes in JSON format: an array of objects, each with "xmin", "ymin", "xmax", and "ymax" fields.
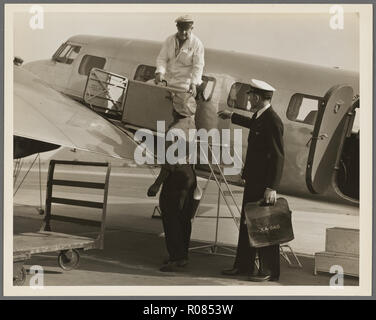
[{"xmin": 12, "ymin": 165, "xmax": 359, "ymax": 287}]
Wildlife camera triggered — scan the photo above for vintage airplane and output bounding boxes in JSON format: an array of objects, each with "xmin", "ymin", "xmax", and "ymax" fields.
[{"xmin": 15, "ymin": 34, "xmax": 359, "ymax": 205}]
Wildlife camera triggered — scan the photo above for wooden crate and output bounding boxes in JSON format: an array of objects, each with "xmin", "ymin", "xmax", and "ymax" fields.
[
  {"xmin": 314, "ymin": 251, "xmax": 359, "ymax": 277},
  {"xmin": 325, "ymin": 227, "xmax": 359, "ymax": 255}
]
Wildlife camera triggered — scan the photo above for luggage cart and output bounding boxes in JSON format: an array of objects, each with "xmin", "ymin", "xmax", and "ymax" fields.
[{"xmin": 13, "ymin": 160, "xmax": 111, "ymax": 285}]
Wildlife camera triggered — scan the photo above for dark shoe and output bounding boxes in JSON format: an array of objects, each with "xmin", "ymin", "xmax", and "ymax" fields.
[
  {"xmin": 175, "ymin": 259, "xmax": 188, "ymax": 267},
  {"xmin": 221, "ymin": 267, "xmax": 248, "ymax": 276},
  {"xmin": 247, "ymin": 274, "xmax": 279, "ymax": 282},
  {"xmin": 162, "ymin": 257, "xmax": 171, "ymax": 264},
  {"xmin": 159, "ymin": 262, "xmax": 176, "ymax": 272},
  {"xmin": 159, "ymin": 259, "xmax": 188, "ymax": 272},
  {"xmin": 162, "ymin": 257, "xmax": 188, "ymax": 265}
]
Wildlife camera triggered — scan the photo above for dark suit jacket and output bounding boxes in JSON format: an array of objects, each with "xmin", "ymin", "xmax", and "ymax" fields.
[
  {"xmin": 159, "ymin": 164, "xmax": 197, "ymax": 214},
  {"xmin": 231, "ymin": 106, "xmax": 284, "ymax": 191}
]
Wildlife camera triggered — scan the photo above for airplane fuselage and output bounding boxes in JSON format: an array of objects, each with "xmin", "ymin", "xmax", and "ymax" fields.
[{"xmin": 23, "ymin": 35, "xmax": 360, "ymax": 204}]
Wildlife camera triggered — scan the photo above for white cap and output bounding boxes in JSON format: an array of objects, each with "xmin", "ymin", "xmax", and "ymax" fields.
[
  {"xmin": 175, "ymin": 14, "xmax": 194, "ymax": 24},
  {"xmin": 249, "ymin": 79, "xmax": 275, "ymax": 92},
  {"xmin": 248, "ymin": 79, "xmax": 275, "ymax": 98}
]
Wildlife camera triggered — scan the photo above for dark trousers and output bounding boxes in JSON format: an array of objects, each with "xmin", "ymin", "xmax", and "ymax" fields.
[
  {"xmin": 159, "ymin": 165, "xmax": 196, "ymax": 261},
  {"xmin": 161, "ymin": 202, "xmax": 192, "ymax": 261},
  {"xmin": 233, "ymin": 183, "xmax": 280, "ymax": 278}
]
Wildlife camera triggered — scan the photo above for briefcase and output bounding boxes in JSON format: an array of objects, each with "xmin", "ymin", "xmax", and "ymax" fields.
[{"xmin": 244, "ymin": 197, "xmax": 294, "ymax": 248}]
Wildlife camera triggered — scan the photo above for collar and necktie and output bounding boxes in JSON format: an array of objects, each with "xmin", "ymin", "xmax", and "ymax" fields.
[{"xmin": 251, "ymin": 103, "xmax": 271, "ymax": 120}]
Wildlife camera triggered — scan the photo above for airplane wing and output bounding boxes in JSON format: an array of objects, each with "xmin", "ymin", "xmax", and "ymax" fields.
[{"xmin": 13, "ymin": 66, "xmax": 137, "ymax": 160}]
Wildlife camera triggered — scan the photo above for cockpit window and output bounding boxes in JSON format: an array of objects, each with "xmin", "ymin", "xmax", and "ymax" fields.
[
  {"xmin": 227, "ymin": 82, "xmax": 252, "ymax": 110},
  {"xmin": 52, "ymin": 43, "xmax": 81, "ymax": 64},
  {"xmin": 287, "ymin": 93, "xmax": 323, "ymax": 125}
]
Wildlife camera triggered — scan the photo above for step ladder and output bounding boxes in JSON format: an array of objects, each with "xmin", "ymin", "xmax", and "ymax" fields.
[{"xmin": 186, "ymin": 141, "xmax": 241, "ymax": 256}]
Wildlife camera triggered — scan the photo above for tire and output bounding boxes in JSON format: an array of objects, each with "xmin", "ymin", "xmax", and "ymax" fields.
[
  {"xmin": 13, "ymin": 266, "xmax": 26, "ymax": 286},
  {"xmin": 58, "ymin": 249, "xmax": 80, "ymax": 271}
]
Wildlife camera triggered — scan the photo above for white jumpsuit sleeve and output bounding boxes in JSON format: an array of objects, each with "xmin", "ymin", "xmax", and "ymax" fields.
[
  {"xmin": 191, "ymin": 41, "xmax": 205, "ymax": 86},
  {"xmin": 156, "ymin": 38, "xmax": 170, "ymax": 75}
]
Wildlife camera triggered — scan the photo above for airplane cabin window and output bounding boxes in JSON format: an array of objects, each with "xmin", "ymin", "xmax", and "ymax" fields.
[
  {"xmin": 78, "ymin": 55, "xmax": 106, "ymax": 76},
  {"xmin": 134, "ymin": 65, "xmax": 157, "ymax": 82},
  {"xmin": 227, "ymin": 82, "xmax": 252, "ymax": 110},
  {"xmin": 287, "ymin": 93, "xmax": 322, "ymax": 125},
  {"xmin": 53, "ymin": 44, "xmax": 81, "ymax": 64}
]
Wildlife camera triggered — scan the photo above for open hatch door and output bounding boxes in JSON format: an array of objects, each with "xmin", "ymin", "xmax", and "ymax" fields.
[
  {"xmin": 122, "ymin": 80, "xmax": 186, "ymax": 132},
  {"xmin": 306, "ymin": 85, "xmax": 354, "ymax": 194}
]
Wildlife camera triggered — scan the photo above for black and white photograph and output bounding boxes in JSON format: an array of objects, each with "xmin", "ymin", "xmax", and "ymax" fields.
[{"xmin": 3, "ymin": 3, "xmax": 373, "ymax": 296}]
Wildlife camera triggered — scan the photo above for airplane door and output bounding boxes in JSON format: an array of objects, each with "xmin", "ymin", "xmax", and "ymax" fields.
[
  {"xmin": 306, "ymin": 85, "xmax": 354, "ymax": 194},
  {"xmin": 122, "ymin": 81, "xmax": 178, "ymax": 131}
]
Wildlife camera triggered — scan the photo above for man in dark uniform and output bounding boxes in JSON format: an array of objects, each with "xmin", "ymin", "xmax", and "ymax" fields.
[
  {"xmin": 147, "ymin": 114, "xmax": 197, "ymax": 272},
  {"xmin": 149, "ymin": 163, "xmax": 197, "ymax": 272},
  {"xmin": 218, "ymin": 79, "xmax": 284, "ymax": 282},
  {"xmin": 146, "ymin": 81, "xmax": 198, "ymax": 273}
]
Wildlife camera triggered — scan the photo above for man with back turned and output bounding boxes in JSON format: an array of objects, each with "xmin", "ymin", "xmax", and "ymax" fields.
[
  {"xmin": 146, "ymin": 15, "xmax": 203, "ymax": 272},
  {"xmin": 218, "ymin": 79, "xmax": 284, "ymax": 282}
]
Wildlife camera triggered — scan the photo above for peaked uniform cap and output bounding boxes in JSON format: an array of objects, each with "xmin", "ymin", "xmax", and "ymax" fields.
[
  {"xmin": 175, "ymin": 15, "xmax": 194, "ymax": 24},
  {"xmin": 248, "ymin": 79, "xmax": 276, "ymax": 98}
]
